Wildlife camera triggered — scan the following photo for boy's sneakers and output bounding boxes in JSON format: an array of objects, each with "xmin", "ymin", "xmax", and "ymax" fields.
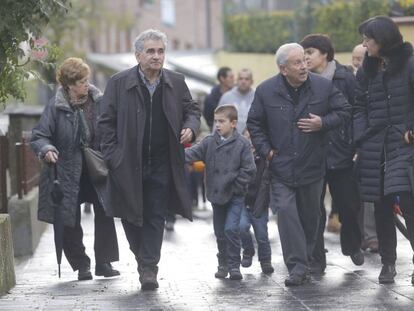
[
  {"xmin": 214, "ymin": 266, "xmax": 228, "ymax": 279},
  {"xmin": 260, "ymin": 261, "xmax": 274, "ymax": 274},
  {"xmin": 229, "ymin": 268, "xmax": 243, "ymax": 280},
  {"xmin": 241, "ymin": 254, "xmax": 253, "ymax": 267}
]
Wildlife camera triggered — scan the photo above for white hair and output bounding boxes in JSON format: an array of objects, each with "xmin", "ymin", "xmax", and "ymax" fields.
[
  {"xmin": 133, "ymin": 29, "xmax": 168, "ymax": 53},
  {"xmin": 275, "ymin": 43, "xmax": 304, "ymax": 67}
]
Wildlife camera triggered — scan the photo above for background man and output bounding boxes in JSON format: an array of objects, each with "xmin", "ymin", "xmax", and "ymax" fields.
[
  {"xmin": 218, "ymin": 68, "xmax": 255, "ymax": 134},
  {"xmin": 203, "ymin": 66, "xmax": 234, "ymax": 130},
  {"xmin": 98, "ymin": 29, "xmax": 200, "ymax": 291}
]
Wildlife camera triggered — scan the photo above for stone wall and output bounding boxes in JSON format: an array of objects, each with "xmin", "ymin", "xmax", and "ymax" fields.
[
  {"xmin": 8, "ymin": 188, "xmax": 48, "ymax": 257},
  {"xmin": 0, "ymin": 214, "xmax": 16, "ymax": 295}
]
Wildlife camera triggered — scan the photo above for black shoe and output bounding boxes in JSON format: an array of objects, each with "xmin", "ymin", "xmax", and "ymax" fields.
[
  {"xmin": 350, "ymin": 250, "xmax": 364, "ymax": 266},
  {"xmin": 378, "ymin": 264, "xmax": 396, "ymax": 284},
  {"xmin": 241, "ymin": 254, "xmax": 253, "ymax": 268},
  {"xmin": 260, "ymin": 261, "xmax": 274, "ymax": 274},
  {"xmin": 309, "ymin": 261, "xmax": 326, "ymax": 275},
  {"xmin": 78, "ymin": 266, "xmax": 93, "ymax": 281},
  {"xmin": 214, "ymin": 266, "xmax": 228, "ymax": 279},
  {"xmin": 284, "ymin": 273, "xmax": 309, "ymax": 287},
  {"xmin": 139, "ymin": 268, "xmax": 159, "ymax": 290},
  {"xmin": 229, "ymin": 268, "xmax": 243, "ymax": 280},
  {"xmin": 95, "ymin": 263, "xmax": 120, "ymax": 277}
]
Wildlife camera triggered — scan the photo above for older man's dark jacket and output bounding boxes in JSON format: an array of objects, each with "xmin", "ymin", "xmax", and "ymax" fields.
[
  {"xmin": 247, "ymin": 72, "xmax": 351, "ymax": 187},
  {"xmin": 98, "ymin": 66, "xmax": 200, "ymax": 226}
]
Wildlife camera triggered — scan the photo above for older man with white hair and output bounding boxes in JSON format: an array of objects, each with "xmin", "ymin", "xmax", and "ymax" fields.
[
  {"xmin": 99, "ymin": 29, "xmax": 200, "ymax": 290},
  {"xmin": 247, "ymin": 43, "xmax": 351, "ymax": 286}
]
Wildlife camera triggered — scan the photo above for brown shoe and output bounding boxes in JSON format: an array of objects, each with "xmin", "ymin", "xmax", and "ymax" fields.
[{"xmin": 327, "ymin": 213, "xmax": 341, "ymax": 233}]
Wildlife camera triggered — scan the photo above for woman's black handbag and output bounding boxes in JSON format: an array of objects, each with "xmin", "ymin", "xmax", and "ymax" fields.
[{"xmin": 83, "ymin": 147, "xmax": 108, "ymax": 184}]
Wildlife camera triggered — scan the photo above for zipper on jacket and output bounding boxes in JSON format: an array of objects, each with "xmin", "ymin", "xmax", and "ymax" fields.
[{"xmin": 148, "ymin": 95, "xmax": 153, "ymax": 166}]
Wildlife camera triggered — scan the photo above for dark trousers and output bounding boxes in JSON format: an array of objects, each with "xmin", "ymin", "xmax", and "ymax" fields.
[
  {"xmin": 271, "ymin": 177, "xmax": 323, "ymax": 276},
  {"xmin": 313, "ymin": 167, "xmax": 362, "ymax": 268},
  {"xmin": 63, "ymin": 199, "xmax": 119, "ymax": 271},
  {"xmin": 121, "ymin": 160, "xmax": 171, "ymax": 271},
  {"xmin": 212, "ymin": 196, "xmax": 244, "ymax": 270},
  {"xmin": 374, "ymin": 192, "xmax": 414, "ymax": 265},
  {"xmin": 239, "ymin": 206, "xmax": 272, "ymax": 262}
]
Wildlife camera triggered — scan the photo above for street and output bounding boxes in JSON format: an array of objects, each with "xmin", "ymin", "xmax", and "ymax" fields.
[{"xmin": 1, "ymin": 207, "xmax": 414, "ymax": 310}]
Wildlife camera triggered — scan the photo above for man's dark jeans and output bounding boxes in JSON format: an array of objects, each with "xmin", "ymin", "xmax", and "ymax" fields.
[
  {"xmin": 121, "ymin": 159, "xmax": 171, "ymax": 272},
  {"xmin": 212, "ymin": 196, "xmax": 244, "ymax": 270},
  {"xmin": 240, "ymin": 206, "xmax": 271, "ymax": 262},
  {"xmin": 271, "ymin": 177, "xmax": 323, "ymax": 276}
]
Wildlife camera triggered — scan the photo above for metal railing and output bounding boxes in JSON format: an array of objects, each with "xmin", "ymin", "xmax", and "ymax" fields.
[{"xmin": 15, "ymin": 133, "xmax": 40, "ymax": 199}]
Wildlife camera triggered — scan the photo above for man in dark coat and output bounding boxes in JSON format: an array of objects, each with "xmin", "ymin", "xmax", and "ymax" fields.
[
  {"xmin": 203, "ymin": 66, "xmax": 234, "ymax": 130},
  {"xmin": 247, "ymin": 43, "xmax": 351, "ymax": 286},
  {"xmin": 98, "ymin": 29, "xmax": 200, "ymax": 290}
]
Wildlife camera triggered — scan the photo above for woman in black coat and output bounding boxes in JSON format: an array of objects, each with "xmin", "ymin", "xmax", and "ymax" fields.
[
  {"xmin": 354, "ymin": 16, "xmax": 414, "ymax": 285},
  {"xmin": 31, "ymin": 58, "xmax": 120, "ymax": 281}
]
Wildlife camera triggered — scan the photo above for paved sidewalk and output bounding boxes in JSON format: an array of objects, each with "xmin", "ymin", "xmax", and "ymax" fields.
[{"xmin": 1, "ymin": 208, "xmax": 414, "ymax": 310}]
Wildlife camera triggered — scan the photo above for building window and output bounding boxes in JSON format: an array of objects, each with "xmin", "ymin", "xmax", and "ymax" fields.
[{"xmin": 161, "ymin": 0, "xmax": 175, "ymax": 26}]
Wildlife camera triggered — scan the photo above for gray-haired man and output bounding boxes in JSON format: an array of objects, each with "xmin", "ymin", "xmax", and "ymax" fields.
[
  {"xmin": 247, "ymin": 43, "xmax": 351, "ymax": 286},
  {"xmin": 99, "ymin": 29, "xmax": 200, "ymax": 290}
]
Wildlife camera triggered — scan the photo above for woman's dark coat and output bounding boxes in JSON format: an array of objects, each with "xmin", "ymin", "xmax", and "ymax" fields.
[
  {"xmin": 98, "ymin": 66, "xmax": 200, "ymax": 227},
  {"xmin": 354, "ymin": 42, "xmax": 414, "ymax": 202},
  {"xmin": 327, "ymin": 61, "xmax": 356, "ymax": 169},
  {"xmin": 30, "ymin": 85, "xmax": 104, "ymax": 227}
]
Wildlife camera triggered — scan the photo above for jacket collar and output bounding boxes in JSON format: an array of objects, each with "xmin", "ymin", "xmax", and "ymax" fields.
[
  {"xmin": 273, "ymin": 73, "xmax": 312, "ymax": 98},
  {"xmin": 125, "ymin": 65, "xmax": 173, "ymax": 90},
  {"xmin": 362, "ymin": 41, "xmax": 413, "ymax": 79},
  {"xmin": 55, "ymin": 84, "xmax": 102, "ymax": 111},
  {"xmin": 214, "ymin": 129, "xmax": 239, "ymax": 146}
]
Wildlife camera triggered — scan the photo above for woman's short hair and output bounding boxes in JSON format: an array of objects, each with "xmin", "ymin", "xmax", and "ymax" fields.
[
  {"xmin": 56, "ymin": 57, "xmax": 90, "ymax": 88},
  {"xmin": 358, "ymin": 15, "xmax": 403, "ymax": 55},
  {"xmin": 300, "ymin": 34, "xmax": 335, "ymax": 62},
  {"xmin": 134, "ymin": 29, "xmax": 168, "ymax": 53},
  {"xmin": 214, "ymin": 105, "xmax": 238, "ymax": 122}
]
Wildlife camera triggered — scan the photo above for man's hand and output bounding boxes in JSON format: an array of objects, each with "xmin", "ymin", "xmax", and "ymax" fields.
[
  {"xmin": 267, "ymin": 149, "xmax": 276, "ymax": 162},
  {"xmin": 45, "ymin": 151, "xmax": 58, "ymax": 163},
  {"xmin": 297, "ymin": 113, "xmax": 322, "ymax": 133},
  {"xmin": 180, "ymin": 128, "xmax": 193, "ymax": 144}
]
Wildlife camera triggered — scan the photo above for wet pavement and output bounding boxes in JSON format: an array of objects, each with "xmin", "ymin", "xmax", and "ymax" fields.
[{"xmin": 1, "ymin": 207, "xmax": 414, "ymax": 310}]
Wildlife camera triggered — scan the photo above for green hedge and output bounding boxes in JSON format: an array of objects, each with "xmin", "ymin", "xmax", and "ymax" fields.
[
  {"xmin": 223, "ymin": 0, "xmax": 391, "ymax": 53},
  {"xmin": 313, "ymin": 0, "xmax": 390, "ymax": 52},
  {"xmin": 223, "ymin": 12, "xmax": 295, "ymax": 53}
]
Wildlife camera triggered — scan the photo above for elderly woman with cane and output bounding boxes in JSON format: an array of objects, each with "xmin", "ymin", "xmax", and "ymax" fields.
[{"xmin": 31, "ymin": 57, "xmax": 120, "ymax": 281}]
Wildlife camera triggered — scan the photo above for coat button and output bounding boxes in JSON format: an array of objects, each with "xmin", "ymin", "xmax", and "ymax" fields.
[{"xmin": 388, "ymin": 95, "xmax": 391, "ymax": 99}]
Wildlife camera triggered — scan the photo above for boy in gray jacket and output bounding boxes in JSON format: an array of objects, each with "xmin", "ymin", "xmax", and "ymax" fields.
[{"xmin": 185, "ymin": 105, "xmax": 256, "ymax": 280}]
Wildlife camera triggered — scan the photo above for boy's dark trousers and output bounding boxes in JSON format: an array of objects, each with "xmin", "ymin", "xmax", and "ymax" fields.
[
  {"xmin": 313, "ymin": 167, "xmax": 362, "ymax": 270},
  {"xmin": 212, "ymin": 196, "xmax": 244, "ymax": 269},
  {"xmin": 240, "ymin": 206, "xmax": 271, "ymax": 262}
]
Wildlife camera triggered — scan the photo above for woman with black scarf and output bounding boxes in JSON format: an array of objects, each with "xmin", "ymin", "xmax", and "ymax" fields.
[
  {"xmin": 31, "ymin": 58, "xmax": 120, "ymax": 281},
  {"xmin": 354, "ymin": 16, "xmax": 414, "ymax": 285}
]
